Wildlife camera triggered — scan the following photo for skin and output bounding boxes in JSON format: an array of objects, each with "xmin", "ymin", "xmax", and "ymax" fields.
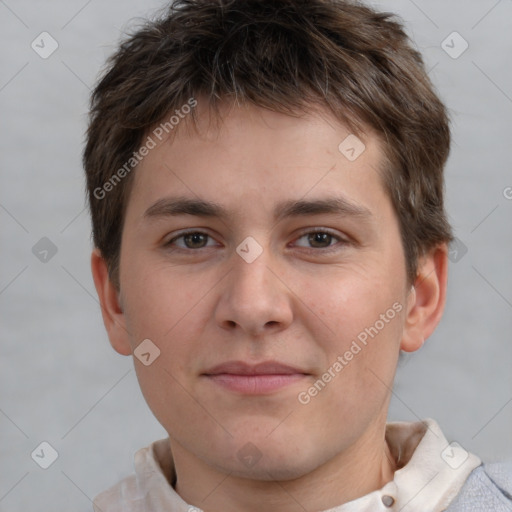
[{"xmin": 91, "ymin": 98, "xmax": 448, "ymax": 512}]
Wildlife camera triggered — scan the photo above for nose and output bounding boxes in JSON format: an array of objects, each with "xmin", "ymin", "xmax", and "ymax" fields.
[{"xmin": 214, "ymin": 242, "xmax": 294, "ymax": 337}]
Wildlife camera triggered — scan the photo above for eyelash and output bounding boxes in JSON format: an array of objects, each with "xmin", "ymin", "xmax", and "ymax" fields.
[{"xmin": 163, "ymin": 228, "xmax": 349, "ymax": 253}]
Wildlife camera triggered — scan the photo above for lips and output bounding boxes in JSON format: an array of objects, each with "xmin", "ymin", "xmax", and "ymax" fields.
[
  {"xmin": 202, "ymin": 360, "xmax": 309, "ymax": 394},
  {"xmin": 203, "ymin": 360, "xmax": 308, "ymax": 376}
]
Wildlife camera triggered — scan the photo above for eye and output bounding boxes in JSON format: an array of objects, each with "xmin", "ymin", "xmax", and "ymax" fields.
[
  {"xmin": 164, "ymin": 230, "xmax": 217, "ymax": 250},
  {"xmin": 293, "ymin": 229, "xmax": 347, "ymax": 251}
]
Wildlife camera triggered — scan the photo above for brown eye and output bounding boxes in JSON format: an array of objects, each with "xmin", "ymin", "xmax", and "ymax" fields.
[
  {"xmin": 165, "ymin": 231, "xmax": 215, "ymax": 250},
  {"xmin": 307, "ymin": 232, "xmax": 334, "ymax": 248},
  {"xmin": 294, "ymin": 229, "xmax": 346, "ymax": 251},
  {"xmin": 182, "ymin": 232, "xmax": 209, "ymax": 249}
]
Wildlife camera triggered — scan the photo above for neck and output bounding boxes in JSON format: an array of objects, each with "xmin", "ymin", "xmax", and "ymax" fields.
[{"xmin": 172, "ymin": 420, "xmax": 397, "ymax": 512}]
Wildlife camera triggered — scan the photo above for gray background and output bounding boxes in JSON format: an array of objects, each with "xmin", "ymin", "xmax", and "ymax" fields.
[{"xmin": 1, "ymin": 0, "xmax": 511, "ymax": 510}]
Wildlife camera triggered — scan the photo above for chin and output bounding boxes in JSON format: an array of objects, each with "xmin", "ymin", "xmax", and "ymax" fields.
[
  {"xmin": 217, "ymin": 454, "xmax": 316, "ymax": 482},
  {"xmin": 207, "ymin": 431, "xmax": 321, "ymax": 482}
]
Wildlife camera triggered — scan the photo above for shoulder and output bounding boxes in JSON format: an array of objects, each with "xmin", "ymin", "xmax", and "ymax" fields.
[
  {"xmin": 92, "ymin": 438, "xmax": 179, "ymax": 512},
  {"xmin": 446, "ymin": 461, "xmax": 512, "ymax": 511},
  {"xmin": 92, "ymin": 473, "xmax": 140, "ymax": 512}
]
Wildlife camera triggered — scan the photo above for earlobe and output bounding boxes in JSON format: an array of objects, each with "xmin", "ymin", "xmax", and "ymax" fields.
[
  {"xmin": 90, "ymin": 248, "xmax": 132, "ymax": 356},
  {"xmin": 400, "ymin": 244, "xmax": 449, "ymax": 353}
]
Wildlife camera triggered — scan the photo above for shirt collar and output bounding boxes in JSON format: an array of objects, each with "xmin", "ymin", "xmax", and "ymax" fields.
[{"xmin": 328, "ymin": 418, "xmax": 482, "ymax": 511}]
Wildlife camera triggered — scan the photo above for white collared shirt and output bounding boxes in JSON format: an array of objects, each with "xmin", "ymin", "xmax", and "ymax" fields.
[{"xmin": 93, "ymin": 418, "xmax": 482, "ymax": 512}]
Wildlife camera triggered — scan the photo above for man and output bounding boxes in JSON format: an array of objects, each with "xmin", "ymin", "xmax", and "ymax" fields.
[{"xmin": 84, "ymin": 1, "xmax": 512, "ymax": 510}]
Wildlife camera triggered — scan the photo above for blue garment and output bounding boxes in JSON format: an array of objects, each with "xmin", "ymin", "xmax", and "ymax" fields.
[{"xmin": 446, "ymin": 462, "xmax": 512, "ymax": 511}]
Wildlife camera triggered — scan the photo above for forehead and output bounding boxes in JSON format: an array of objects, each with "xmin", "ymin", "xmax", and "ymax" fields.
[{"xmin": 125, "ymin": 100, "xmax": 390, "ymax": 225}]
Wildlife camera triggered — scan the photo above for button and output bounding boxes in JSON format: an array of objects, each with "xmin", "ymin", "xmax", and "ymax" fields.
[{"xmin": 382, "ymin": 495, "xmax": 395, "ymax": 507}]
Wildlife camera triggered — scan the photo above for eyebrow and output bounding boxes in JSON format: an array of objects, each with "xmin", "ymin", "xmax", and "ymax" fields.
[{"xmin": 143, "ymin": 195, "xmax": 373, "ymax": 225}]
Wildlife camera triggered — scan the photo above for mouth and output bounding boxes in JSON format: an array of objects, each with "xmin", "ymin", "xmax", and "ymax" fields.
[{"xmin": 201, "ymin": 360, "xmax": 310, "ymax": 395}]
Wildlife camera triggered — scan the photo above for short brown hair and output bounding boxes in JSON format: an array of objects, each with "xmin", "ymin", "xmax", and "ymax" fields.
[{"xmin": 83, "ymin": 0, "xmax": 453, "ymax": 289}]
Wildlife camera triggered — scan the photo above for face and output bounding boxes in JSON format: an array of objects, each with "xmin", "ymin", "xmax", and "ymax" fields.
[{"xmin": 101, "ymin": 100, "xmax": 425, "ymax": 480}]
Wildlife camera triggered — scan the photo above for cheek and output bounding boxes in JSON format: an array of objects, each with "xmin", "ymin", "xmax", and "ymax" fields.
[
  {"xmin": 292, "ymin": 262, "xmax": 405, "ymax": 408},
  {"xmin": 122, "ymin": 259, "xmax": 214, "ymax": 431},
  {"xmin": 121, "ymin": 254, "xmax": 217, "ymax": 395},
  {"xmin": 121, "ymin": 252, "xmax": 206, "ymax": 340},
  {"xmin": 298, "ymin": 267, "xmax": 403, "ymax": 348}
]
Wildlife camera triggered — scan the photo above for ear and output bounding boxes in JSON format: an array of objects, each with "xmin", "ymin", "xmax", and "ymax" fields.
[
  {"xmin": 90, "ymin": 248, "xmax": 132, "ymax": 356},
  {"xmin": 401, "ymin": 243, "xmax": 449, "ymax": 353}
]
